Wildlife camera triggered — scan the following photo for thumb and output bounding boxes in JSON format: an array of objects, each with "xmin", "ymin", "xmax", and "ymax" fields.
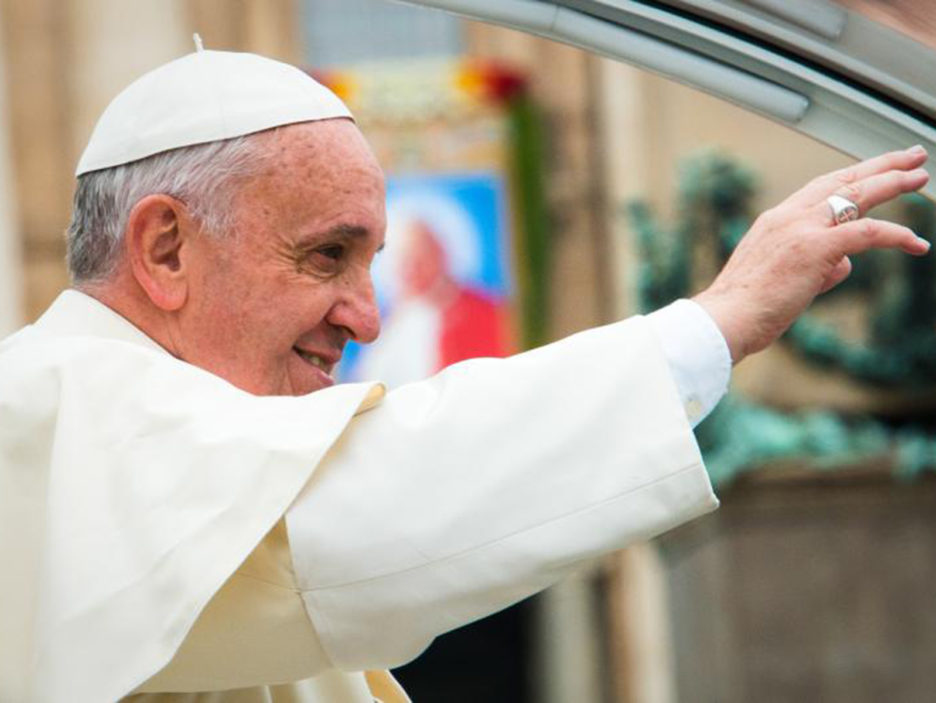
[{"xmin": 819, "ymin": 256, "xmax": 852, "ymax": 294}]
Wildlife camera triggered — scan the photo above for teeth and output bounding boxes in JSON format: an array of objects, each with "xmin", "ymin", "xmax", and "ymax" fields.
[{"xmin": 295, "ymin": 348, "xmax": 328, "ymax": 371}]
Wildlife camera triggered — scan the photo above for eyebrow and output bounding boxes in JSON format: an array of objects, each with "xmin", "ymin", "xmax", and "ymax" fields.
[
  {"xmin": 298, "ymin": 223, "xmax": 385, "ymax": 252},
  {"xmin": 328, "ymin": 223, "xmax": 371, "ymax": 240}
]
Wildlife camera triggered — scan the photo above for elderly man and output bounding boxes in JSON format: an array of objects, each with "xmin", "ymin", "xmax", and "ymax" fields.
[{"xmin": 0, "ymin": 48, "xmax": 930, "ymax": 703}]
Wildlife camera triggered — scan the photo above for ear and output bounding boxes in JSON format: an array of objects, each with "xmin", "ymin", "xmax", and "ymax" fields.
[{"xmin": 125, "ymin": 194, "xmax": 195, "ymax": 312}]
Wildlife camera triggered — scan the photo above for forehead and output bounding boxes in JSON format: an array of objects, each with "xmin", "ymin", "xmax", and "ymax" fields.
[
  {"xmin": 266, "ymin": 120, "xmax": 382, "ymax": 188},
  {"xmin": 225, "ymin": 119, "xmax": 386, "ymax": 258},
  {"xmin": 235, "ymin": 120, "xmax": 386, "ymax": 233}
]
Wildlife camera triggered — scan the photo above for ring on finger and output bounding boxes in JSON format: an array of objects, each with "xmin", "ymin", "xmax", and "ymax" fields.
[{"xmin": 827, "ymin": 194, "xmax": 861, "ymax": 225}]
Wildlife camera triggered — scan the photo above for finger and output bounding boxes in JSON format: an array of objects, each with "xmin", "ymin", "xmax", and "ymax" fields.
[
  {"xmin": 790, "ymin": 146, "xmax": 928, "ymax": 207},
  {"xmin": 819, "ymin": 256, "xmax": 852, "ymax": 294},
  {"xmin": 811, "ymin": 167, "xmax": 929, "ymax": 221},
  {"xmin": 832, "ymin": 218, "xmax": 931, "ymax": 257}
]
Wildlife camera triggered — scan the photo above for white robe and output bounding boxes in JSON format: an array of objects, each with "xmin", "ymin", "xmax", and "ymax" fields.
[{"xmin": 0, "ymin": 290, "xmax": 718, "ymax": 702}]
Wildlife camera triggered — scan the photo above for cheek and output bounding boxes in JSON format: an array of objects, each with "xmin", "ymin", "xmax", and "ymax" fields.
[
  {"xmin": 200, "ymin": 266, "xmax": 342, "ymax": 355},
  {"xmin": 265, "ymin": 281, "xmax": 338, "ymax": 338},
  {"xmin": 190, "ymin": 271, "xmax": 283, "ymax": 353}
]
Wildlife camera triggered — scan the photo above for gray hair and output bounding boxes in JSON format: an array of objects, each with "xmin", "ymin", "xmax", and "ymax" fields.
[{"xmin": 66, "ymin": 134, "xmax": 269, "ymax": 282}]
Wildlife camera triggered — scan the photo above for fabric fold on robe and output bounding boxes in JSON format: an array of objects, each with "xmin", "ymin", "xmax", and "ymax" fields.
[
  {"xmin": 0, "ymin": 291, "xmax": 383, "ymax": 702},
  {"xmin": 288, "ymin": 315, "xmax": 716, "ymax": 670}
]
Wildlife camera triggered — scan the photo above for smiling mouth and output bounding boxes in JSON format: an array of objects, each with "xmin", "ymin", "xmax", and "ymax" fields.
[{"xmin": 293, "ymin": 347, "xmax": 334, "ymax": 375}]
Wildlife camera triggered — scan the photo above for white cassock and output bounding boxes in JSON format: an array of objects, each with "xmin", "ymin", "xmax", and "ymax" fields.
[{"xmin": 0, "ymin": 290, "xmax": 726, "ymax": 703}]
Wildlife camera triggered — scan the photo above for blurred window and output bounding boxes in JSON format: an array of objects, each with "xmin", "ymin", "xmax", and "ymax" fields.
[
  {"xmin": 395, "ymin": 0, "xmax": 936, "ymax": 197},
  {"xmin": 302, "ymin": 0, "xmax": 462, "ymax": 66}
]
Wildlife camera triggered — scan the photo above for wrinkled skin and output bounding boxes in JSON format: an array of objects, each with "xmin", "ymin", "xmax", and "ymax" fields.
[
  {"xmin": 173, "ymin": 122, "xmax": 386, "ymax": 395},
  {"xmin": 94, "ymin": 119, "xmax": 386, "ymax": 396},
  {"xmin": 695, "ymin": 146, "xmax": 931, "ymax": 363}
]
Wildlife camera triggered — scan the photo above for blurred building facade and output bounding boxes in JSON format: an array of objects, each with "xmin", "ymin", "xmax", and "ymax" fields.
[{"xmin": 2, "ymin": 1, "xmax": 935, "ymax": 702}]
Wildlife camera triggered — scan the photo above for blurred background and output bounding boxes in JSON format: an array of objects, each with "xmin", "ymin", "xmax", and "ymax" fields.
[{"xmin": 1, "ymin": 1, "xmax": 935, "ymax": 701}]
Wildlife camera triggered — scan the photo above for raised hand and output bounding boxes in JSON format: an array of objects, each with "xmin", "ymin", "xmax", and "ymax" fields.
[{"xmin": 693, "ymin": 146, "xmax": 931, "ymax": 364}]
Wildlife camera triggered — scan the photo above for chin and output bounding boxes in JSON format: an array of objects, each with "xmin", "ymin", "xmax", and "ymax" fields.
[
  {"xmin": 303, "ymin": 374, "xmax": 336, "ymax": 394},
  {"xmin": 282, "ymin": 357, "xmax": 337, "ymax": 396}
]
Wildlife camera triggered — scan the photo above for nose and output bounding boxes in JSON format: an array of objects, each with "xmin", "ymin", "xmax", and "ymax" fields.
[{"xmin": 328, "ymin": 272, "xmax": 381, "ymax": 344}]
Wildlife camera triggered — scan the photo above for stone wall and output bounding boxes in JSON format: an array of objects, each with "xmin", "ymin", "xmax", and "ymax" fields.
[{"xmin": 661, "ymin": 468, "xmax": 936, "ymax": 703}]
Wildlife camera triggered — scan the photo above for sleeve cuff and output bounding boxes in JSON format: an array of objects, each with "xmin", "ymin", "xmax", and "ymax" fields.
[{"xmin": 647, "ymin": 299, "xmax": 731, "ymax": 426}]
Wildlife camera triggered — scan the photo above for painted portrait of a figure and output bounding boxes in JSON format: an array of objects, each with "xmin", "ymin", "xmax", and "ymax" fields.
[{"xmin": 342, "ymin": 172, "xmax": 514, "ymax": 386}]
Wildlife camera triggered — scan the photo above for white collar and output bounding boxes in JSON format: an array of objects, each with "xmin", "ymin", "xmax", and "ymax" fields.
[{"xmin": 31, "ymin": 289, "xmax": 168, "ymax": 354}]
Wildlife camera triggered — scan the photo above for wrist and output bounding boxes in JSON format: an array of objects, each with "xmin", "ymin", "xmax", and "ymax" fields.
[{"xmin": 691, "ymin": 289, "xmax": 748, "ymax": 365}]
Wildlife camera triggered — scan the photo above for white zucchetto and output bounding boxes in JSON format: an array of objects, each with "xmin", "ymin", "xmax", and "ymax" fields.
[{"xmin": 76, "ymin": 49, "xmax": 352, "ymax": 176}]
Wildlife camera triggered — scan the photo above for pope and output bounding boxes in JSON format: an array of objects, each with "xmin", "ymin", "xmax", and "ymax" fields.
[{"xmin": 0, "ymin": 46, "xmax": 930, "ymax": 703}]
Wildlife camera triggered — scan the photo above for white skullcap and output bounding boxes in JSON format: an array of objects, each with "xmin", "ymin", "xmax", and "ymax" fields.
[{"xmin": 76, "ymin": 48, "xmax": 352, "ymax": 176}]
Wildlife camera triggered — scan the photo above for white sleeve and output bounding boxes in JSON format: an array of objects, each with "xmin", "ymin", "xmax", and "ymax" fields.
[
  {"xmin": 286, "ymin": 315, "xmax": 719, "ymax": 672},
  {"xmin": 647, "ymin": 299, "xmax": 731, "ymax": 426}
]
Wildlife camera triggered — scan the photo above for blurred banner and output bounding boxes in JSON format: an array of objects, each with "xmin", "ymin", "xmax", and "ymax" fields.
[
  {"xmin": 321, "ymin": 59, "xmax": 531, "ymax": 386},
  {"xmin": 0, "ymin": 7, "xmax": 22, "ymax": 336},
  {"xmin": 318, "ymin": 58, "xmax": 544, "ymax": 703},
  {"xmin": 346, "ymin": 171, "xmax": 513, "ymax": 385}
]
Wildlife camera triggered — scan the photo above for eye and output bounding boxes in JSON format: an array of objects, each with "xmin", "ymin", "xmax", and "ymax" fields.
[
  {"xmin": 316, "ymin": 244, "xmax": 346, "ymax": 261},
  {"xmin": 292, "ymin": 242, "xmax": 348, "ymax": 277},
  {"xmin": 303, "ymin": 243, "xmax": 348, "ymax": 274}
]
